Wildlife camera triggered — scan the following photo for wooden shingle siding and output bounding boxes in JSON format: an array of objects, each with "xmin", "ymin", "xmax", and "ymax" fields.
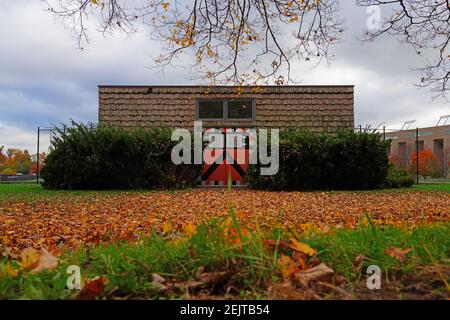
[{"xmin": 98, "ymin": 85, "xmax": 354, "ymax": 131}]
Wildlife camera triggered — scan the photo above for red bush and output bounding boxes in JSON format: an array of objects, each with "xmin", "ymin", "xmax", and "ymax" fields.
[{"xmin": 409, "ymin": 150, "xmax": 442, "ymax": 177}]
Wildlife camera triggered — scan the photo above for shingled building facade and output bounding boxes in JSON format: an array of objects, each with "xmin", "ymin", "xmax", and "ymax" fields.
[
  {"xmin": 98, "ymin": 85, "xmax": 355, "ymax": 186},
  {"xmin": 98, "ymin": 85, "xmax": 354, "ymax": 131}
]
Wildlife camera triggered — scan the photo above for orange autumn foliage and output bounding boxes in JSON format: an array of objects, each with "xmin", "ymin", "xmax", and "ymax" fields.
[
  {"xmin": 1, "ymin": 190, "xmax": 449, "ymax": 253},
  {"xmin": 409, "ymin": 150, "xmax": 442, "ymax": 177}
]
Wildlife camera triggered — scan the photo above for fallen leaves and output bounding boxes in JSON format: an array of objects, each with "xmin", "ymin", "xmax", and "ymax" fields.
[
  {"xmin": 294, "ymin": 263, "xmax": 335, "ymax": 287},
  {"xmin": 385, "ymin": 247, "xmax": 413, "ymax": 263},
  {"xmin": 264, "ymin": 238, "xmax": 316, "ymax": 255},
  {"xmin": 32, "ymin": 248, "xmax": 58, "ymax": 273},
  {"xmin": 0, "ymin": 262, "xmax": 19, "ymax": 278},
  {"xmin": 0, "ymin": 247, "xmax": 59, "ymax": 278},
  {"xmin": 183, "ymin": 222, "xmax": 197, "ymax": 238},
  {"xmin": 0, "ymin": 189, "xmax": 448, "ymax": 252},
  {"xmin": 20, "ymin": 247, "xmax": 40, "ymax": 270},
  {"xmin": 288, "ymin": 237, "xmax": 317, "ymax": 256},
  {"xmin": 270, "ymin": 239, "xmax": 339, "ymax": 299},
  {"xmin": 277, "ymin": 254, "xmax": 299, "ymax": 278},
  {"xmin": 352, "ymin": 254, "xmax": 365, "ymax": 270},
  {"xmin": 76, "ymin": 277, "xmax": 108, "ymax": 300}
]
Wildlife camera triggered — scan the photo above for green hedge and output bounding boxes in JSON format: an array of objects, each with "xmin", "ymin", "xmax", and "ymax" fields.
[
  {"xmin": 386, "ymin": 165, "xmax": 415, "ymax": 188},
  {"xmin": 41, "ymin": 123, "xmax": 201, "ymax": 190},
  {"xmin": 246, "ymin": 129, "xmax": 390, "ymax": 191}
]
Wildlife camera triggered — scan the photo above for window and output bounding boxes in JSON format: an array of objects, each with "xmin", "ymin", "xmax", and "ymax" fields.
[
  {"xmin": 227, "ymin": 100, "xmax": 253, "ymax": 119},
  {"xmin": 198, "ymin": 100, "xmax": 224, "ymax": 119},
  {"xmin": 197, "ymin": 99, "xmax": 254, "ymax": 120},
  {"xmin": 433, "ymin": 139, "xmax": 444, "ymax": 163},
  {"xmin": 415, "ymin": 140, "xmax": 424, "ymax": 152}
]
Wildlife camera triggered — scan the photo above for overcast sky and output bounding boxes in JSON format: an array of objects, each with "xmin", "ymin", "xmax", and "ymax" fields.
[{"xmin": 0, "ymin": 1, "xmax": 449, "ymax": 152}]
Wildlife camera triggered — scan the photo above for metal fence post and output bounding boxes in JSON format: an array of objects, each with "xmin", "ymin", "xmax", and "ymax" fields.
[
  {"xmin": 383, "ymin": 126, "xmax": 386, "ymax": 141},
  {"xmin": 36, "ymin": 126, "xmax": 40, "ymax": 184},
  {"xmin": 416, "ymin": 127, "xmax": 419, "ymax": 185}
]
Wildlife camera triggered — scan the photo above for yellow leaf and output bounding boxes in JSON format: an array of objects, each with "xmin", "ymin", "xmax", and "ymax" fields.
[
  {"xmin": 0, "ymin": 262, "xmax": 19, "ymax": 278},
  {"xmin": 162, "ymin": 221, "xmax": 172, "ymax": 234},
  {"xmin": 20, "ymin": 247, "xmax": 40, "ymax": 270},
  {"xmin": 288, "ymin": 238, "xmax": 317, "ymax": 256},
  {"xmin": 183, "ymin": 222, "xmax": 197, "ymax": 237},
  {"xmin": 162, "ymin": 2, "xmax": 170, "ymax": 11},
  {"xmin": 206, "ymin": 45, "xmax": 215, "ymax": 57}
]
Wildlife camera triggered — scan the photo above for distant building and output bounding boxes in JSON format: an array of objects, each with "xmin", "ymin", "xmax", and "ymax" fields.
[{"xmin": 385, "ymin": 125, "xmax": 450, "ymax": 178}]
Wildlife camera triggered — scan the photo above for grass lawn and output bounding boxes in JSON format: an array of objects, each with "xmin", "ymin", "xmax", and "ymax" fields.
[
  {"xmin": 0, "ymin": 183, "xmax": 158, "ymax": 202},
  {"xmin": 412, "ymin": 183, "xmax": 450, "ymax": 192},
  {"xmin": 0, "ymin": 183, "xmax": 449, "ymax": 299}
]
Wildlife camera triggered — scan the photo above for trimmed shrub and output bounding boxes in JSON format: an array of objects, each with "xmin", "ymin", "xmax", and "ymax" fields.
[
  {"xmin": 246, "ymin": 129, "xmax": 390, "ymax": 191},
  {"xmin": 386, "ymin": 165, "xmax": 415, "ymax": 188},
  {"xmin": 41, "ymin": 123, "xmax": 201, "ymax": 190}
]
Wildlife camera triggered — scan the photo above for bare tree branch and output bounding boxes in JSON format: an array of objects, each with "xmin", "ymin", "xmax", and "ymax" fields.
[
  {"xmin": 45, "ymin": 0, "xmax": 344, "ymax": 85},
  {"xmin": 357, "ymin": 0, "xmax": 450, "ymax": 98}
]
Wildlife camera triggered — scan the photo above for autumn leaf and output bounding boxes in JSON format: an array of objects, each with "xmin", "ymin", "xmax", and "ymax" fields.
[
  {"xmin": 19, "ymin": 247, "xmax": 40, "ymax": 270},
  {"xmin": 31, "ymin": 248, "xmax": 58, "ymax": 273},
  {"xmin": 287, "ymin": 238, "xmax": 317, "ymax": 256},
  {"xmin": 0, "ymin": 262, "xmax": 19, "ymax": 278},
  {"xmin": 76, "ymin": 277, "xmax": 108, "ymax": 300},
  {"xmin": 152, "ymin": 273, "xmax": 166, "ymax": 284},
  {"xmin": 268, "ymin": 280, "xmax": 314, "ymax": 300},
  {"xmin": 385, "ymin": 247, "xmax": 413, "ymax": 263},
  {"xmin": 152, "ymin": 273, "xmax": 168, "ymax": 291},
  {"xmin": 263, "ymin": 238, "xmax": 316, "ymax": 257},
  {"xmin": 277, "ymin": 254, "xmax": 298, "ymax": 278},
  {"xmin": 183, "ymin": 222, "xmax": 197, "ymax": 238},
  {"xmin": 294, "ymin": 263, "xmax": 334, "ymax": 287},
  {"xmin": 352, "ymin": 254, "xmax": 365, "ymax": 270},
  {"xmin": 162, "ymin": 220, "xmax": 172, "ymax": 234},
  {"xmin": 292, "ymin": 251, "xmax": 306, "ymax": 271}
]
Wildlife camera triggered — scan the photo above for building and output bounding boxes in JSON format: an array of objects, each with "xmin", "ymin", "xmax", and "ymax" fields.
[
  {"xmin": 385, "ymin": 125, "xmax": 450, "ymax": 178},
  {"xmin": 98, "ymin": 85, "xmax": 355, "ymax": 185}
]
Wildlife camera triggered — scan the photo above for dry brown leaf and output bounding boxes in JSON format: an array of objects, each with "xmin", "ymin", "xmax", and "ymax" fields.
[
  {"xmin": 151, "ymin": 273, "xmax": 166, "ymax": 284},
  {"xmin": 151, "ymin": 273, "xmax": 168, "ymax": 291},
  {"xmin": 292, "ymin": 251, "xmax": 307, "ymax": 271},
  {"xmin": 352, "ymin": 254, "xmax": 365, "ymax": 270},
  {"xmin": 268, "ymin": 280, "xmax": 311, "ymax": 300},
  {"xmin": 385, "ymin": 247, "xmax": 413, "ymax": 263},
  {"xmin": 294, "ymin": 263, "xmax": 335, "ymax": 287},
  {"xmin": 31, "ymin": 248, "xmax": 58, "ymax": 273},
  {"xmin": 195, "ymin": 270, "xmax": 233, "ymax": 286}
]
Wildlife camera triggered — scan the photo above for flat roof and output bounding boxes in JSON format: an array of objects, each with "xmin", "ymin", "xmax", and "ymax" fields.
[
  {"xmin": 386, "ymin": 124, "xmax": 450, "ymax": 133},
  {"xmin": 98, "ymin": 84, "xmax": 355, "ymax": 88}
]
